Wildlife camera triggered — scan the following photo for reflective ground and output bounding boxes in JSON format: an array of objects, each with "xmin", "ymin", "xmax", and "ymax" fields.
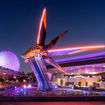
[
  {"xmin": 0, "ymin": 102, "xmax": 105, "ymax": 105},
  {"xmin": 0, "ymin": 84, "xmax": 105, "ymax": 97}
]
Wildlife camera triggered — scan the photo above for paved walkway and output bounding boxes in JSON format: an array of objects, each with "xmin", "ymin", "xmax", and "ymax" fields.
[{"xmin": 0, "ymin": 102, "xmax": 105, "ymax": 105}]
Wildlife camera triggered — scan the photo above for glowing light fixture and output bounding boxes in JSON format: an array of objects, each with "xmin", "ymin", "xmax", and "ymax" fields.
[
  {"xmin": 23, "ymin": 84, "xmax": 26, "ymax": 88},
  {"xmin": 27, "ymin": 84, "xmax": 31, "ymax": 88},
  {"xmin": 83, "ymin": 91, "xmax": 87, "ymax": 95}
]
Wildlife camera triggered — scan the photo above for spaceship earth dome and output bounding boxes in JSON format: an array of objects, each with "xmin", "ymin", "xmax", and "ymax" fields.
[{"xmin": 0, "ymin": 51, "xmax": 20, "ymax": 71}]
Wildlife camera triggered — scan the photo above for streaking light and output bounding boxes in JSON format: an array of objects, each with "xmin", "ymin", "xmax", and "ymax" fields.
[
  {"xmin": 57, "ymin": 63, "xmax": 68, "ymax": 74},
  {"xmin": 37, "ymin": 8, "xmax": 46, "ymax": 45},
  {"xmin": 48, "ymin": 45, "xmax": 105, "ymax": 52}
]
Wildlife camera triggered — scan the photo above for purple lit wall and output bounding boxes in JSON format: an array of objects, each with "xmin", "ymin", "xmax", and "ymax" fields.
[
  {"xmin": 63, "ymin": 63, "xmax": 105, "ymax": 73},
  {"xmin": 0, "ymin": 51, "xmax": 20, "ymax": 71},
  {"xmin": 49, "ymin": 63, "xmax": 105, "ymax": 74}
]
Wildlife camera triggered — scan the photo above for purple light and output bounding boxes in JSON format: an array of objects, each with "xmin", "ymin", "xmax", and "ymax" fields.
[
  {"xmin": 0, "ymin": 51, "xmax": 20, "ymax": 71},
  {"xmin": 101, "ymin": 91, "xmax": 105, "ymax": 95},
  {"xmin": 48, "ymin": 45, "xmax": 105, "ymax": 56},
  {"xmin": 24, "ymin": 91, "xmax": 26, "ymax": 95},
  {"xmin": 68, "ymin": 88, "xmax": 71, "ymax": 91},
  {"xmin": 16, "ymin": 91, "xmax": 19, "ymax": 94},
  {"xmin": 83, "ymin": 91, "xmax": 87, "ymax": 95},
  {"xmin": 21, "ymin": 89, "xmax": 24, "ymax": 92},
  {"xmin": 55, "ymin": 52, "xmax": 105, "ymax": 64},
  {"xmin": 71, "ymin": 86, "xmax": 74, "ymax": 90},
  {"xmin": 54, "ymin": 85, "xmax": 58, "ymax": 88},
  {"xmin": 63, "ymin": 63, "xmax": 105, "ymax": 73},
  {"xmin": 27, "ymin": 84, "xmax": 31, "ymax": 88}
]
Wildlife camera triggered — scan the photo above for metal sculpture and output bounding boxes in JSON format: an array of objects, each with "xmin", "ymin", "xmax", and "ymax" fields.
[{"xmin": 21, "ymin": 8, "xmax": 105, "ymax": 91}]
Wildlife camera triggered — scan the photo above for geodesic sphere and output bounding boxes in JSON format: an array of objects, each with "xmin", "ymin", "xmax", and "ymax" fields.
[{"xmin": 0, "ymin": 51, "xmax": 20, "ymax": 71}]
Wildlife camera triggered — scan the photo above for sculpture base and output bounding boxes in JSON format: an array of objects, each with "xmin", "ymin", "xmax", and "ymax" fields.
[{"xmin": 29, "ymin": 56, "xmax": 53, "ymax": 91}]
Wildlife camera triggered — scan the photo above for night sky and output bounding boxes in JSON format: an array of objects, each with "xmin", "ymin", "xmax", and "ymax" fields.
[{"xmin": 0, "ymin": 0, "xmax": 105, "ymax": 72}]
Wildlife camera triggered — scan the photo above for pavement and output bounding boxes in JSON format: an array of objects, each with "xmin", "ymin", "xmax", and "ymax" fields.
[{"xmin": 0, "ymin": 102, "xmax": 105, "ymax": 105}]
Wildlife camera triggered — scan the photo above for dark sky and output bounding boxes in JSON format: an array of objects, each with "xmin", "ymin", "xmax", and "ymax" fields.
[{"xmin": 0, "ymin": 0, "xmax": 105, "ymax": 72}]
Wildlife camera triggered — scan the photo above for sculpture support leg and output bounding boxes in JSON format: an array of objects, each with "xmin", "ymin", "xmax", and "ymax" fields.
[{"xmin": 29, "ymin": 56, "xmax": 52, "ymax": 91}]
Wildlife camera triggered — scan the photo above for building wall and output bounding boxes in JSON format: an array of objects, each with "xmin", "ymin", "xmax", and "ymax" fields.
[{"xmin": 53, "ymin": 75, "xmax": 101, "ymax": 87}]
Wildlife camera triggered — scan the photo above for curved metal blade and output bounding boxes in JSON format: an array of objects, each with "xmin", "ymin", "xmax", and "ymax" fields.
[
  {"xmin": 44, "ymin": 57, "xmax": 68, "ymax": 74},
  {"xmin": 45, "ymin": 30, "xmax": 69, "ymax": 50},
  {"xmin": 36, "ymin": 8, "xmax": 46, "ymax": 46}
]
